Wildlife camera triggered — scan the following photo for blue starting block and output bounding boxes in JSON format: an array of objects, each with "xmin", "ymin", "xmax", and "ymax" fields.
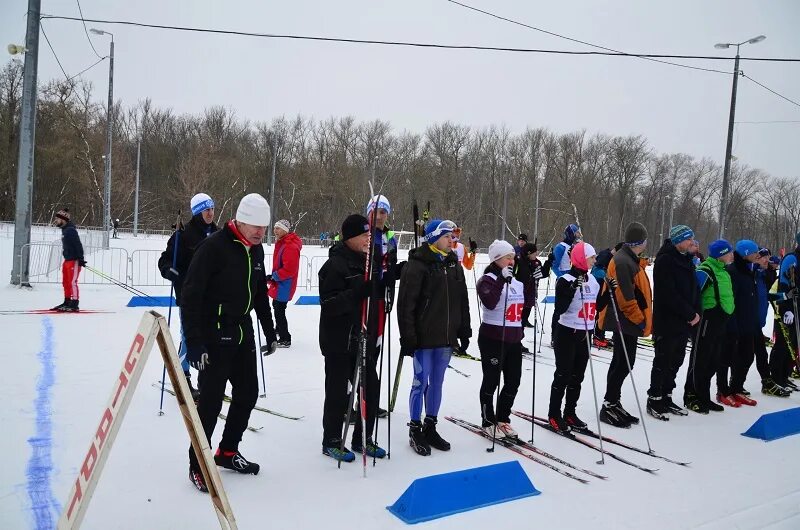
[
  {"xmin": 127, "ymin": 296, "xmax": 175, "ymax": 307},
  {"xmin": 541, "ymin": 295, "xmax": 555, "ymax": 304},
  {"xmin": 295, "ymin": 295, "xmax": 320, "ymax": 305},
  {"xmin": 742, "ymin": 407, "xmax": 800, "ymax": 441},
  {"xmin": 386, "ymin": 461, "xmax": 539, "ymax": 524}
]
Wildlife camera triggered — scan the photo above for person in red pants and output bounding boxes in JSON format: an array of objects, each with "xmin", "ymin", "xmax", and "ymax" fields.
[{"xmin": 52, "ymin": 208, "xmax": 85, "ymax": 312}]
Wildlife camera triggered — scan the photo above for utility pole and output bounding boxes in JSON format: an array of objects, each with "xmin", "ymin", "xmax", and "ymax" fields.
[
  {"xmin": 91, "ymin": 29, "xmax": 115, "ymax": 248},
  {"xmin": 267, "ymin": 133, "xmax": 278, "ymax": 245},
  {"xmin": 133, "ymin": 136, "xmax": 141, "ymax": 237},
  {"xmin": 10, "ymin": 0, "xmax": 40, "ymax": 286},
  {"xmin": 500, "ymin": 177, "xmax": 509, "ymax": 240},
  {"xmin": 534, "ymin": 176, "xmax": 541, "ymax": 242}
]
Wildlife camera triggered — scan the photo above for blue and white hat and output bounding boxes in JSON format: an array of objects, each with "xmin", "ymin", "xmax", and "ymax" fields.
[
  {"xmin": 366, "ymin": 194, "xmax": 391, "ymax": 216},
  {"xmin": 424, "ymin": 219, "xmax": 457, "ymax": 244},
  {"xmin": 735, "ymin": 239, "xmax": 759, "ymax": 258},
  {"xmin": 190, "ymin": 193, "xmax": 215, "ymax": 216}
]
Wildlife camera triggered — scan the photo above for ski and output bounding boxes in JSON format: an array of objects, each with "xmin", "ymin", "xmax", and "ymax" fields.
[
  {"xmin": 445, "ymin": 417, "xmax": 590, "ymax": 484},
  {"xmin": 511, "ymin": 410, "xmax": 658, "ymax": 474},
  {"xmin": 449, "ymin": 417, "xmax": 607, "ymax": 480},
  {"xmin": 152, "ymin": 384, "xmax": 263, "ymax": 432},
  {"xmin": 0, "ymin": 309, "xmax": 114, "ymax": 315},
  {"xmin": 452, "ymin": 348, "xmax": 481, "ymax": 362},
  {"xmin": 528, "ymin": 409, "xmax": 689, "ymax": 466},
  {"xmin": 447, "ymin": 364, "xmax": 471, "ymax": 377},
  {"xmin": 224, "ymin": 394, "xmax": 304, "ymax": 421}
]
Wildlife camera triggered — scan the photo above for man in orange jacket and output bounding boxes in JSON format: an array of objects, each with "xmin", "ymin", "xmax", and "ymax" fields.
[{"xmin": 597, "ymin": 222, "xmax": 652, "ymax": 428}]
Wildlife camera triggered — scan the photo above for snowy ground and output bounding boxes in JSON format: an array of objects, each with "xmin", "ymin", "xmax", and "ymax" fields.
[{"xmin": 2, "ymin": 229, "xmax": 800, "ymax": 530}]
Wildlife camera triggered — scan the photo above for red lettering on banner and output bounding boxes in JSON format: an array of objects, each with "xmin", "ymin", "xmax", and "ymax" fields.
[
  {"xmin": 66, "ymin": 478, "xmax": 83, "ymax": 519},
  {"xmin": 112, "ymin": 372, "xmax": 129, "ymax": 408},
  {"xmin": 81, "ymin": 443, "xmax": 98, "ymax": 482},
  {"xmin": 125, "ymin": 333, "xmax": 145, "ymax": 372},
  {"xmin": 96, "ymin": 408, "xmax": 113, "ymax": 450}
]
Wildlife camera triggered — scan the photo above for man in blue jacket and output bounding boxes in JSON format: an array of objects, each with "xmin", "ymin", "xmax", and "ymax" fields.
[{"xmin": 52, "ymin": 208, "xmax": 85, "ymax": 312}]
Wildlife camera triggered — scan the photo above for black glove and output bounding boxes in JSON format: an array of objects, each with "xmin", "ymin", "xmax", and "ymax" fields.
[
  {"xmin": 459, "ymin": 337, "xmax": 470, "ymax": 353},
  {"xmin": 187, "ymin": 343, "xmax": 211, "ymax": 370},
  {"xmin": 79, "ymin": 259, "xmax": 87, "ymax": 267},
  {"xmin": 606, "ymin": 277, "xmax": 619, "ymax": 290},
  {"xmin": 570, "ymin": 275, "xmax": 584, "ymax": 290},
  {"xmin": 469, "ymin": 238, "xmax": 478, "ymax": 254}
]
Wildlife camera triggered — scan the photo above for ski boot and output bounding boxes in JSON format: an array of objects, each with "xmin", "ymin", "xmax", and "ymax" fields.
[
  {"xmin": 683, "ymin": 392, "xmax": 709, "ymax": 414},
  {"xmin": 600, "ymin": 402, "xmax": 632, "ymax": 428},
  {"xmin": 732, "ymin": 393, "xmax": 757, "ymax": 406},
  {"xmin": 423, "ymin": 416, "xmax": 451, "ymax": 451},
  {"xmin": 663, "ymin": 394, "xmax": 688, "ymax": 416},
  {"xmin": 409, "ymin": 420, "xmax": 431, "ymax": 456},
  {"xmin": 189, "ymin": 465, "xmax": 208, "ymax": 493},
  {"xmin": 761, "ymin": 378, "xmax": 790, "ymax": 397},
  {"xmin": 612, "ymin": 401, "xmax": 639, "ymax": 424},
  {"xmin": 548, "ymin": 412, "xmax": 571, "ymax": 433},
  {"xmin": 495, "ymin": 422, "xmax": 518, "ymax": 438},
  {"xmin": 564, "ymin": 411, "xmax": 588, "ymax": 431},
  {"xmin": 716, "ymin": 393, "xmax": 740, "ymax": 408},
  {"xmin": 646, "ymin": 396, "xmax": 670, "ymax": 421},
  {"xmin": 322, "ymin": 441, "xmax": 355, "ymax": 462},
  {"xmin": 351, "ymin": 437, "xmax": 386, "ymax": 458},
  {"xmin": 51, "ymin": 298, "xmax": 69, "ymax": 311},
  {"xmin": 214, "ymin": 448, "xmax": 260, "ymax": 475},
  {"xmin": 706, "ymin": 400, "xmax": 724, "ymax": 412}
]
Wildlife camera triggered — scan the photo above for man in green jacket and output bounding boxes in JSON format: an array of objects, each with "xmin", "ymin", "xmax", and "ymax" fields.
[{"xmin": 684, "ymin": 239, "xmax": 735, "ymax": 414}]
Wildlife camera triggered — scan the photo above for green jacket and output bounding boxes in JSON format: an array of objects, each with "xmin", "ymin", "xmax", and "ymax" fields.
[{"xmin": 697, "ymin": 257, "xmax": 734, "ymax": 314}]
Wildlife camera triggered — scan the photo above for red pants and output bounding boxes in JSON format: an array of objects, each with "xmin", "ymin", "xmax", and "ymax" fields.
[{"xmin": 62, "ymin": 260, "xmax": 82, "ymax": 300}]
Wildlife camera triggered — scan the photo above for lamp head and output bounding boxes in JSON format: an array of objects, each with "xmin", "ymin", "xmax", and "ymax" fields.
[
  {"xmin": 747, "ymin": 35, "xmax": 766, "ymax": 44},
  {"xmin": 714, "ymin": 43, "xmax": 731, "ymax": 49}
]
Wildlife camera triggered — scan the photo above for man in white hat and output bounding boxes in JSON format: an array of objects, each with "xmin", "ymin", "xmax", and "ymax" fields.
[{"xmin": 181, "ymin": 193, "xmax": 277, "ymax": 492}]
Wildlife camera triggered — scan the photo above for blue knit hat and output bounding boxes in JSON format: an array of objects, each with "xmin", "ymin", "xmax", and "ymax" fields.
[
  {"xmin": 190, "ymin": 193, "xmax": 214, "ymax": 216},
  {"xmin": 424, "ymin": 219, "xmax": 456, "ymax": 244},
  {"xmin": 669, "ymin": 224, "xmax": 694, "ymax": 246},
  {"xmin": 708, "ymin": 239, "xmax": 733, "ymax": 259},
  {"xmin": 735, "ymin": 239, "xmax": 759, "ymax": 258}
]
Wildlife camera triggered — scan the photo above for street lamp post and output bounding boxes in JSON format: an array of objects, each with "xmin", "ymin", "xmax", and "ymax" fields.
[
  {"xmin": 91, "ymin": 28, "xmax": 114, "ymax": 249},
  {"xmin": 714, "ymin": 34, "xmax": 765, "ymax": 238}
]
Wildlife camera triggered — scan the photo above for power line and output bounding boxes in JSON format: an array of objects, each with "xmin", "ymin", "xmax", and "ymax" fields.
[
  {"xmin": 443, "ymin": 0, "xmax": 729, "ymax": 75},
  {"xmin": 741, "ymin": 74, "xmax": 800, "ymax": 108},
  {"xmin": 75, "ymin": 0, "xmax": 103, "ymax": 59},
  {"xmin": 735, "ymin": 120, "xmax": 800, "ymax": 124},
  {"xmin": 67, "ymin": 56, "xmax": 107, "ymax": 82},
  {"xmin": 40, "ymin": 15, "xmax": 800, "ymax": 64},
  {"xmin": 41, "ymin": 20, "xmax": 107, "ymax": 83}
]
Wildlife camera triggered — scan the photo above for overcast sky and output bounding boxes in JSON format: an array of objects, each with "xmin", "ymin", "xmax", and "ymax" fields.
[{"xmin": 3, "ymin": 0, "xmax": 799, "ymax": 178}]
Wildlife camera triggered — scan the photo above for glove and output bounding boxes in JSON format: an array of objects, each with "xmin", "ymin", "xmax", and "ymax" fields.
[
  {"xmin": 784, "ymin": 311, "xmax": 795, "ymax": 325},
  {"xmin": 469, "ymin": 238, "xmax": 478, "ymax": 254},
  {"xmin": 459, "ymin": 337, "xmax": 470, "ymax": 353},
  {"xmin": 606, "ymin": 277, "xmax": 619, "ymax": 290},
  {"xmin": 532, "ymin": 263, "xmax": 543, "ymax": 281},
  {"xmin": 501, "ymin": 265, "xmax": 514, "ymax": 283},
  {"xmin": 785, "ymin": 288, "xmax": 799, "ymax": 300},
  {"xmin": 79, "ymin": 259, "xmax": 87, "ymax": 267},
  {"xmin": 187, "ymin": 344, "xmax": 211, "ymax": 370},
  {"xmin": 261, "ymin": 340, "xmax": 278, "ymax": 356},
  {"xmin": 571, "ymin": 275, "xmax": 584, "ymax": 290}
]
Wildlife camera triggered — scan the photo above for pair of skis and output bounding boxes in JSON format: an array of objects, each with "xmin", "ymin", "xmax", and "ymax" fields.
[{"xmin": 0, "ymin": 309, "xmax": 113, "ymax": 315}]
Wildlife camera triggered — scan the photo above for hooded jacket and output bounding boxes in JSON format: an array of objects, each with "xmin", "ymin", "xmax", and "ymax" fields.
[
  {"xmin": 60, "ymin": 221, "xmax": 84, "ymax": 261},
  {"xmin": 269, "ymin": 231, "xmax": 303, "ymax": 302},
  {"xmin": 652, "ymin": 239, "xmax": 700, "ymax": 337},
  {"xmin": 597, "ymin": 245, "xmax": 652, "ymax": 337},
  {"xmin": 397, "ymin": 244, "xmax": 471, "ymax": 350}
]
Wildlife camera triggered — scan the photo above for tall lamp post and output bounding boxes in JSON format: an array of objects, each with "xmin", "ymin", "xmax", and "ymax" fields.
[
  {"xmin": 714, "ymin": 34, "xmax": 765, "ymax": 238},
  {"xmin": 90, "ymin": 28, "xmax": 114, "ymax": 249}
]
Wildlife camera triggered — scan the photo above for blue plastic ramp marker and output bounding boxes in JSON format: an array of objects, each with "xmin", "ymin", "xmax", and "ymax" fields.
[
  {"xmin": 742, "ymin": 407, "xmax": 800, "ymax": 441},
  {"xmin": 295, "ymin": 295, "xmax": 320, "ymax": 305},
  {"xmin": 386, "ymin": 461, "xmax": 540, "ymax": 524},
  {"xmin": 126, "ymin": 296, "xmax": 175, "ymax": 307},
  {"xmin": 541, "ymin": 295, "xmax": 555, "ymax": 304}
]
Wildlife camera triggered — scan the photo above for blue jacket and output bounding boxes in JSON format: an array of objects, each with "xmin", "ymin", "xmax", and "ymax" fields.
[
  {"xmin": 60, "ymin": 221, "xmax": 84, "ymax": 261},
  {"xmin": 552, "ymin": 241, "xmax": 571, "ymax": 278},
  {"xmin": 726, "ymin": 252, "xmax": 760, "ymax": 335}
]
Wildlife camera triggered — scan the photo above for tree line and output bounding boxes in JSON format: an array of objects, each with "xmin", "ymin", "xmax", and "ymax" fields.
[{"xmin": 1, "ymin": 59, "xmax": 798, "ymax": 252}]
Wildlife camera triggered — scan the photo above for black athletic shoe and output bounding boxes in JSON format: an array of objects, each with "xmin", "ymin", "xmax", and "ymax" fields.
[
  {"xmin": 706, "ymin": 400, "xmax": 724, "ymax": 412},
  {"xmin": 409, "ymin": 420, "xmax": 431, "ymax": 456},
  {"xmin": 599, "ymin": 402, "xmax": 632, "ymax": 428},
  {"xmin": 563, "ymin": 411, "xmax": 588, "ymax": 431},
  {"xmin": 784, "ymin": 380, "xmax": 799, "ymax": 392},
  {"xmin": 377, "ymin": 407, "xmax": 388, "ymax": 419},
  {"xmin": 423, "ymin": 416, "xmax": 451, "ymax": 451},
  {"xmin": 612, "ymin": 402, "xmax": 639, "ymax": 425},
  {"xmin": 214, "ymin": 448, "xmax": 260, "ymax": 475},
  {"xmin": 351, "ymin": 437, "xmax": 386, "ymax": 458},
  {"xmin": 548, "ymin": 413, "xmax": 571, "ymax": 433},
  {"xmin": 663, "ymin": 395, "xmax": 689, "ymax": 416},
  {"xmin": 189, "ymin": 466, "xmax": 208, "ymax": 493},
  {"xmin": 683, "ymin": 392, "xmax": 709, "ymax": 414},
  {"xmin": 646, "ymin": 397, "xmax": 670, "ymax": 421},
  {"xmin": 277, "ymin": 339, "xmax": 291, "ymax": 348},
  {"xmin": 51, "ymin": 298, "xmax": 69, "ymax": 311}
]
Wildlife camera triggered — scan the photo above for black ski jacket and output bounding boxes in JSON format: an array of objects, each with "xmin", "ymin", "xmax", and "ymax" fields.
[
  {"xmin": 726, "ymin": 251, "xmax": 760, "ymax": 336},
  {"xmin": 397, "ymin": 244, "xmax": 471, "ymax": 350},
  {"xmin": 652, "ymin": 239, "xmax": 701, "ymax": 338},
  {"xmin": 180, "ymin": 221, "xmax": 273, "ymax": 350},
  {"xmin": 60, "ymin": 221, "xmax": 84, "ymax": 261},
  {"xmin": 158, "ymin": 214, "xmax": 218, "ymax": 303}
]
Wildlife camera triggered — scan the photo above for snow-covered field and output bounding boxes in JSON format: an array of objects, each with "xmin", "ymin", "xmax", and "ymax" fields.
[{"xmin": 2, "ymin": 228, "xmax": 799, "ymax": 529}]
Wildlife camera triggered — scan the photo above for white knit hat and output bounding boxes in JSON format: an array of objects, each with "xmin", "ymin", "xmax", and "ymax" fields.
[
  {"xmin": 488, "ymin": 240, "xmax": 515, "ymax": 263},
  {"xmin": 190, "ymin": 193, "xmax": 214, "ymax": 216},
  {"xmin": 366, "ymin": 194, "xmax": 391, "ymax": 216},
  {"xmin": 274, "ymin": 219, "xmax": 291, "ymax": 232},
  {"xmin": 235, "ymin": 193, "xmax": 270, "ymax": 227}
]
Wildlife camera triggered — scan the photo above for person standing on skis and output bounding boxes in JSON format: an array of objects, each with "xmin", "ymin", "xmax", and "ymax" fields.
[
  {"xmin": 398, "ymin": 219, "xmax": 471, "ymax": 456},
  {"xmin": 646, "ymin": 225, "xmax": 700, "ymax": 420},
  {"xmin": 597, "ymin": 222, "xmax": 652, "ymax": 428},
  {"xmin": 51, "ymin": 208, "xmax": 85, "ymax": 312},
  {"xmin": 514, "ymin": 242, "xmax": 548, "ymax": 330},
  {"xmin": 318, "ymin": 214, "xmax": 386, "ymax": 462},
  {"xmin": 547, "ymin": 241, "xmax": 599, "ymax": 432},
  {"xmin": 181, "ymin": 193, "xmax": 275, "ymax": 492},
  {"xmin": 477, "ymin": 240, "xmax": 534, "ymax": 437}
]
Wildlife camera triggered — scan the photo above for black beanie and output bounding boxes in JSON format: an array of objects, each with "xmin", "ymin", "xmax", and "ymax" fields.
[
  {"xmin": 522, "ymin": 242, "xmax": 538, "ymax": 255},
  {"xmin": 341, "ymin": 214, "xmax": 370, "ymax": 241},
  {"xmin": 624, "ymin": 222, "xmax": 648, "ymax": 245},
  {"xmin": 518, "ymin": 233, "xmax": 528, "ymax": 241}
]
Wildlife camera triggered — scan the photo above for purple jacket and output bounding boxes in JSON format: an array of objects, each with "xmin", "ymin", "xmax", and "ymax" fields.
[{"xmin": 477, "ymin": 264, "xmax": 533, "ymax": 343}]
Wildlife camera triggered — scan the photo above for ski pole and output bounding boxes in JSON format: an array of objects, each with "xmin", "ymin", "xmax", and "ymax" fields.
[
  {"xmin": 538, "ymin": 273, "xmax": 552, "ymax": 354},
  {"xmin": 605, "ymin": 277, "xmax": 653, "ymax": 453},
  {"xmin": 340, "ymin": 350, "xmax": 362, "ymax": 469},
  {"xmin": 472, "ymin": 266, "xmax": 482, "ymax": 321},
  {"xmin": 373, "ymin": 306, "xmax": 388, "ymax": 467},
  {"xmin": 529, "ymin": 295, "xmax": 537, "ymax": 444},
  {"xmin": 487, "ymin": 277, "xmax": 511, "ymax": 453},
  {"xmin": 387, "ymin": 304, "xmax": 392, "ymax": 459},
  {"xmin": 579, "ymin": 278, "xmax": 606, "ymax": 464},
  {"xmin": 256, "ymin": 319, "xmax": 267, "ymax": 398},
  {"xmin": 84, "ymin": 265, "xmax": 161, "ymax": 302},
  {"xmin": 159, "ymin": 211, "xmax": 182, "ymax": 416}
]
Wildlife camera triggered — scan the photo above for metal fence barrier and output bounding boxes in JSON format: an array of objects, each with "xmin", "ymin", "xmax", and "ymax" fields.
[{"xmin": 24, "ymin": 243, "xmax": 130, "ymax": 286}]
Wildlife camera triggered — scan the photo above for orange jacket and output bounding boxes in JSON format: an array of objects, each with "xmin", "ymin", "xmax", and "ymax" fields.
[
  {"xmin": 451, "ymin": 240, "xmax": 475, "ymax": 270},
  {"xmin": 598, "ymin": 246, "xmax": 652, "ymax": 337}
]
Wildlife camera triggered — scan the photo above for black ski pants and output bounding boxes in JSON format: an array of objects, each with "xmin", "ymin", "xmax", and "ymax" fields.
[
  {"xmin": 648, "ymin": 333, "xmax": 690, "ymax": 398},
  {"xmin": 603, "ymin": 331, "xmax": 639, "ymax": 404},
  {"xmin": 717, "ymin": 334, "xmax": 755, "ymax": 395},
  {"xmin": 273, "ymin": 300, "xmax": 291, "ymax": 342},
  {"xmin": 754, "ymin": 334, "xmax": 770, "ymax": 380},
  {"xmin": 548, "ymin": 324, "xmax": 590, "ymax": 416},
  {"xmin": 684, "ymin": 310, "xmax": 727, "ymax": 403},
  {"xmin": 189, "ymin": 337, "xmax": 258, "ymax": 468},
  {"xmin": 522, "ymin": 306, "xmax": 533, "ymax": 327},
  {"xmin": 322, "ymin": 351, "xmax": 378, "ymax": 446},
  {"xmin": 478, "ymin": 337, "xmax": 522, "ymax": 424},
  {"xmin": 771, "ymin": 322, "xmax": 797, "ymax": 385}
]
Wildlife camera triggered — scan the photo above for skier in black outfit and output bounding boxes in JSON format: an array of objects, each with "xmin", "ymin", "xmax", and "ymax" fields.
[
  {"xmin": 318, "ymin": 214, "xmax": 386, "ymax": 462},
  {"xmin": 514, "ymin": 242, "xmax": 549, "ymax": 330},
  {"xmin": 181, "ymin": 193, "xmax": 275, "ymax": 492},
  {"xmin": 646, "ymin": 225, "xmax": 701, "ymax": 420}
]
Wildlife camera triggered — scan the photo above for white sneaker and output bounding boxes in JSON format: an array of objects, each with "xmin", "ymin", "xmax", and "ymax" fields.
[{"xmin": 496, "ymin": 422, "xmax": 518, "ymax": 438}]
